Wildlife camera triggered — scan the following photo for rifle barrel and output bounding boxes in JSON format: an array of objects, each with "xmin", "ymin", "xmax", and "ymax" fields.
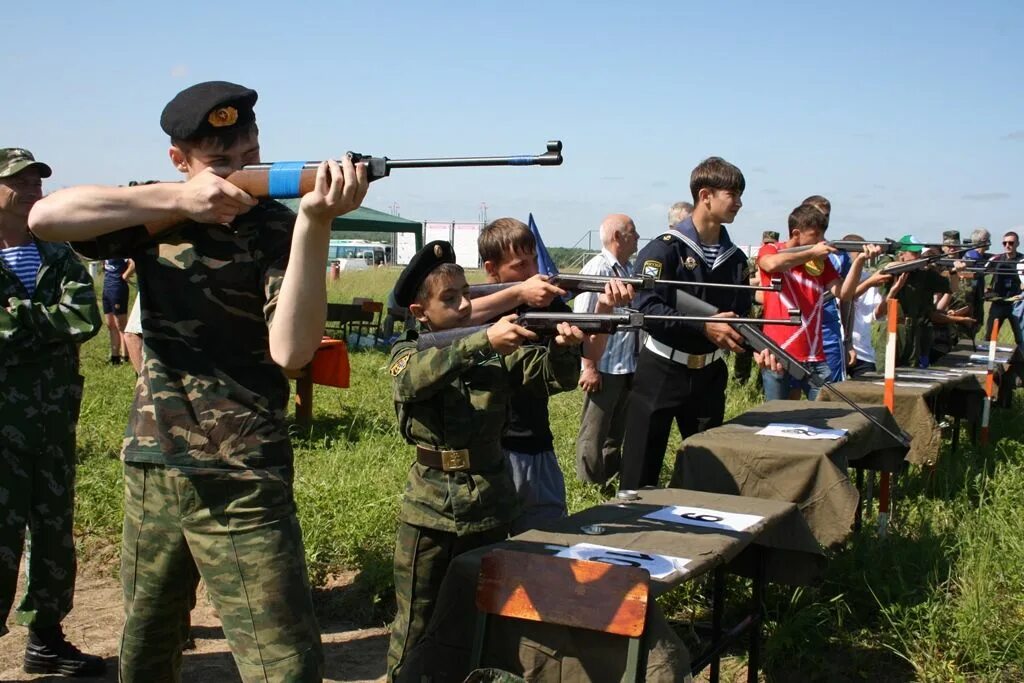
[
  {"xmin": 640, "ymin": 314, "xmax": 798, "ymax": 325},
  {"xmin": 226, "ymin": 140, "xmax": 563, "ymax": 199}
]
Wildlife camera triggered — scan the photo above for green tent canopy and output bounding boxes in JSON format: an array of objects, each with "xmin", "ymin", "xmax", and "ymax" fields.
[{"xmin": 277, "ymin": 200, "xmax": 422, "ymax": 250}]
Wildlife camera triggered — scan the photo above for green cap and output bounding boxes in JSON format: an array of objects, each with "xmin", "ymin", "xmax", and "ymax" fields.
[
  {"xmin": 942, "ymin": 229, "xmax": 961, "ymax": 245},
  {"xmin": 0, "ymin": 148, "xmax": 52, "ymax": 179},
  {"xmin": 897, "ymin": 234, "xmax": 923, "ymax": 253}
]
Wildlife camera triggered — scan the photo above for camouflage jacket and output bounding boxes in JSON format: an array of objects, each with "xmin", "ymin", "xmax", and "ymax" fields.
[
  {"xmin": 72, "ymin": 201, "xmax": 295, "ymax": 476},
  {"xmin": 0, "ymin": 237, "xmax": 100, "ymax": 373},
  {"xmin": 390, "ymin": 328, "xmax": 580, "ymax": 534}
]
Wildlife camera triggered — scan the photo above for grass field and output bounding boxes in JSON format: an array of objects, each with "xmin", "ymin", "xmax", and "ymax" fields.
[{"xmin": 71, "ymin": 268, "xmax": 1023, "ymax": 681}]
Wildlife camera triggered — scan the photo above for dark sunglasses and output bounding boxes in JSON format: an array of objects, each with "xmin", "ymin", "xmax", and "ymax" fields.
[{"xmin": 1004, "ymin": 241, "xmax": 1018, "ymax": 246}]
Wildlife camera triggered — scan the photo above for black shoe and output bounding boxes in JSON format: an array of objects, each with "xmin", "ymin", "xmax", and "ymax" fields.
[
  {"xmin": 109, "ymin": 355, "xmax": 122, "ymax": 365},
  {"xmin": 24, "ymin": 625, "xmax": 106, "ymax": 677}
]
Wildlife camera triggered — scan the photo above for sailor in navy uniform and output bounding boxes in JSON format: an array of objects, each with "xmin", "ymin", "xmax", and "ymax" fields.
[{"xmin": 618, "ymin": 214, "xmax": 752, "ymax": 490}]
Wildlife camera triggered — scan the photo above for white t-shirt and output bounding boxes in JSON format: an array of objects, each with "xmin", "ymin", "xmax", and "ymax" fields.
[{"xmin": 852, "ymin": 274, "xmax": 883, "ymax": 364}]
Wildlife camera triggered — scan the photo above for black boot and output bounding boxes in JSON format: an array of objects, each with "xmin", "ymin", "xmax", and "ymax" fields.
[{"xmin": 24, "ymin": 625, "xmax": 106, "ymax": 677}]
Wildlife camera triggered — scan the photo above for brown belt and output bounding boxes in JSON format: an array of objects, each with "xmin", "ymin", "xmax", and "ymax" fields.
[{"xmin": 416, "ymin": 446, "xmax": 472, "ymax": 472}]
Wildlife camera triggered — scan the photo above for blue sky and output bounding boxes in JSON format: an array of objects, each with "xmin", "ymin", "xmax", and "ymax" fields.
[{"xmin": 4, "ymin": 1, "xmax": 1022, "ymax": 247}]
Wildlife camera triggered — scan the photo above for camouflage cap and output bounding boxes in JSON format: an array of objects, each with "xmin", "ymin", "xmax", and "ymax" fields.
[
  {"xmin": 160, "ymin": 81, "xmax": 258, "ymax": 141},
  {"xmin": 897, "ymin": 234, "xmax": 923, "ymax": 253},
  {"xmin": 0, "ymin": 148, "xmax": 52, "ymax": 179},
  {"xmin": 762, "ymin": 230, "xmax": 780, "ymax": 243},
  {"xmin": 393, "ymin": 240, "xmax": 456, "ymax": 307},
  {"xmin": 942, "ymin": 229, "xmax": 961, "ymax": 245}
]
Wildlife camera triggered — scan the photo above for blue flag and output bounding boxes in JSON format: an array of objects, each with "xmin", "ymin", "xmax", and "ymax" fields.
[{"xmin": 528, "ymin": 213, "xmax": 559, "ymax": 278}]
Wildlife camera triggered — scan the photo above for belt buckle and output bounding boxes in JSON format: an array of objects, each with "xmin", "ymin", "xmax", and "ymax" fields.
[
  {"xmin": 441, "ymin": 449, "xmax": 470, "ymax": 471},
  {"xmin": 686, "ymin": 353, "xmax": 706, "ymax": 370}
]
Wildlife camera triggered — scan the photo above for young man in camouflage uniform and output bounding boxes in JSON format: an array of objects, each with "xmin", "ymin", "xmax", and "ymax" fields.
[
  {"xmin": 386, "ymin": 240, "xmax": 584, "ymax": 680},
  {"xmin": 0, "ymin": 148, "xmax": 103, "ymax": 676},
  {"xmin": 30, "ymin": 82, "xmax": 368, "ymax": 682}
]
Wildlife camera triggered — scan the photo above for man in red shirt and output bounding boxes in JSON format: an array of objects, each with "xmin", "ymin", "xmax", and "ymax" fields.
[{"xmin": 757, "ymin": 204, "xmax": 880, "ymax": 399}]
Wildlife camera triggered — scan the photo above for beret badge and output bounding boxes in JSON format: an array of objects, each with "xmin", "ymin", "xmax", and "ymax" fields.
[{"xmin": 208, "ymin": 106, "xmax": 238, "ymax": 128}]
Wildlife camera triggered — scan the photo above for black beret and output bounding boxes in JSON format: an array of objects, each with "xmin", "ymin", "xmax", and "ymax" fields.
[
  {"xmin": 160, "ymin": 81, "xmax": 258, "ymax": 141},
  {"xmin": 393, "ymin": 241, "xmax": 456, "ymax": 307}
]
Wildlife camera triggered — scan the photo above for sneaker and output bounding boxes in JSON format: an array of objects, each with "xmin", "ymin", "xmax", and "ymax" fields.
[{"xmin": 24, "ymin": 625, "xmax": 106, "ymax": 677}]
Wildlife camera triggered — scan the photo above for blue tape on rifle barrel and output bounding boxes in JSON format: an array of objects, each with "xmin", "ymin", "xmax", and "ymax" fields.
[
  {"xmin": 507, "ymin": 156, "xmax": 533, "ymax": 165},
  {"xmin": 267, "ymin": 161, "xmax": 306, "ymax": 198}
]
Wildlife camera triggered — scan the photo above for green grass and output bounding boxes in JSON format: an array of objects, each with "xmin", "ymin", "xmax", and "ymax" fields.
[{"xmin": 71, "ymin": 271, "xmax": 1024, "ymax": 680}]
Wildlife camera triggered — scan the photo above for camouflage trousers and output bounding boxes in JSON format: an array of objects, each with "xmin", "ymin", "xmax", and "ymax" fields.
[
  {"xmin": 388, "ymin": 522, "xmax": 509, "ymax": 682},
  {"xmin": 119, "ymin": 463, "xmax": 323, "ymax": 683},
  {"xmin": 0, "ymin": 365, "xmax": 82, "ymax": 638}
]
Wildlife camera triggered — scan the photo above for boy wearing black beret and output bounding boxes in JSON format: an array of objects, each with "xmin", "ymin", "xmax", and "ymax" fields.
[
  {"xmin": 29, "ymin": 81, "xmax": 368, "ymax": 682},
  {"xmin": 385, "ymin": 241, "xmax": 583, "ymax": 680}
]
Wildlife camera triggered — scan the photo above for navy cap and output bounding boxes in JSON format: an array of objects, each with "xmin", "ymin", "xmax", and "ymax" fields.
[
  {"xmin": 160, "ymin": 81, "xmax": 257, "ymax": 141},
  {"xmin": 393, "ymin": 241, "xmax": 457, "ymax": 307}
]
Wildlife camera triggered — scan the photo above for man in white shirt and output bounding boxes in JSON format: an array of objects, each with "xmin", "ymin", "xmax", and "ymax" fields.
[{"xmin": 573, "ymin": 214, "xmax": 640, "ymax": 487}]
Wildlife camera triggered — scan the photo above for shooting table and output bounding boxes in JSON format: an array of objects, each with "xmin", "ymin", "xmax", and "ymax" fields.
[
  {"xmin": 398, "ymin": 488, "xmax": 818, "ymax": 683},
  {"xmin": 670, "ymin": 400, "xmax": 908, "ymax": 551},
  {"xmin": 814, "ymin": 341, "xmax": 1016, "ymax": 466}
]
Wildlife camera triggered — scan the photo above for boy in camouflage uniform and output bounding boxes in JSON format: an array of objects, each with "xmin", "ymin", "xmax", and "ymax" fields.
[
  {"xmin": 386, "ymin": 240, "xmax": 584, "ymax": 680},
  {"xmin": 0, "ymin": 148, "xmax": 103, "ymax": 676},
  {"xmin": 29, "ymin": 82, "xmax": 369, "ymax": 682}
]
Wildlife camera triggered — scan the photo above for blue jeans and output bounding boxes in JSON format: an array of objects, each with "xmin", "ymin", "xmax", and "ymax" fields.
[{"xmin": 761, "ymin": 360, "xmax": 833, "ymax": 401}]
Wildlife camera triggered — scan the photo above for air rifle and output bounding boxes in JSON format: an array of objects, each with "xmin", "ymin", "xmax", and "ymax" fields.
[
  {"xmin": 226, "ymin": 140, "xmax": 563, "ymax": 198},
  {"xmin": 672, "ymin": 288, "xmax": 913, "ymax": 448},
  {"xmin": 414, "ymin": 309, "xmax": 801, "ymax": 352},
  {"xmin": 779, "ymin": 239, "xmax": 984, "ymax": 256},
  {"xmin": 878, "ymin": 246, "xmax": 974, "ymax": 276},
  {"xmin": 141, "ymin": 141, "xmax": 563, "ymax": 236},
  {"xmin": 467, "ymin": 273, "xmax": 780, "ymax": 298},
  {"xmin": 934, "ymin": 258, "xmax": 1023, "ymax": 273}
]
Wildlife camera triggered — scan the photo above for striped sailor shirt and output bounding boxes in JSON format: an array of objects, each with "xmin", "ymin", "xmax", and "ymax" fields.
[{"xmin": 0, "ymin": 242, "xmax": 42, "ymax": 296}]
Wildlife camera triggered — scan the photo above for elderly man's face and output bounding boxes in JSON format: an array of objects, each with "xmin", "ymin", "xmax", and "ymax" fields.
[{"xmin": 0, "ymin": 167, "xmax": 43, "ymax": 217}]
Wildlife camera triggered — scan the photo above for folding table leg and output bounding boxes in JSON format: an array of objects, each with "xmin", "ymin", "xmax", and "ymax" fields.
[
  {"xmin": 710, "ymin": 565, "xmax": 725, "ymax": 683},
  {"xmin": 854, "ymin": 468, "xmax": 865, "ymax": 532},
  {"xmin": 747, "ymin": 550, "xmax": 766, "ymax": 683},
  {"xmin": 951, "ymin": 416, "xmax": 961, "ymax": 454}
]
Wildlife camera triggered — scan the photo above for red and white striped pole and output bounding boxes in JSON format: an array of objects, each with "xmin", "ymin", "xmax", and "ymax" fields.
[
  {"xmin": 879, "ymin": 299, "xmax": 899, "ymax": 536},
  {"xmin": 981, "ymin": 320, "xmax": 1000, "ymax": 446}
]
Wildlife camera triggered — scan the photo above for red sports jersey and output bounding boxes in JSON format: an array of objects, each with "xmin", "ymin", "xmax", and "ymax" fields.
[{"xmin": 758, "ymin": 242, "xmax": 839, "ymax": 362}]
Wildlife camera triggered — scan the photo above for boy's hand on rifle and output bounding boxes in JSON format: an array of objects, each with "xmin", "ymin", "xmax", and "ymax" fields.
[
  {"xmin": 888, "ymin": 272, "xmax": 909, "ymax": 296},
  {"xmin": 753, "ymin": 348, "xmax": 784, "ymax": 373},
  {"xmin": 553, "ymin": 322, "xmax": 585, "ymax": 348},
  {"xmin": 177, "ymin": 168, "xmax": 258, "ymax": 225},
  {"xmin": 857, "ymin": 244, "xmax": 884, "ymax": 261},
  {"xmin": 808, "ymin": 242, "xmax": 839, "ymax": 259},
  {"xmin": 487, "ymin": 314, "xmax": 537, "ymax": 355},
  {"xmin": 516, "ymin": 275, "xmax": 566, "ymax": 308},
  {"xmin": 866, "ymin": 271, "xmax": 893, "ymax": 287},
  {"xmin": 596, "ymin": 279, "xmax": 635, "ymax": 312},
  {"xmin": 703, "ymin": 312, "xmax": 745, "ymax": 352},
  {"xmin": 299, "ymin": 156, "xmax": 369, "ymax": 224}
]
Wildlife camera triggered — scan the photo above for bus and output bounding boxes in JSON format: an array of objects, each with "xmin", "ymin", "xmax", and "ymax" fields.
[{"xmin": 327, "ymin": 239, "xmax": 393, "ymax": 270}]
